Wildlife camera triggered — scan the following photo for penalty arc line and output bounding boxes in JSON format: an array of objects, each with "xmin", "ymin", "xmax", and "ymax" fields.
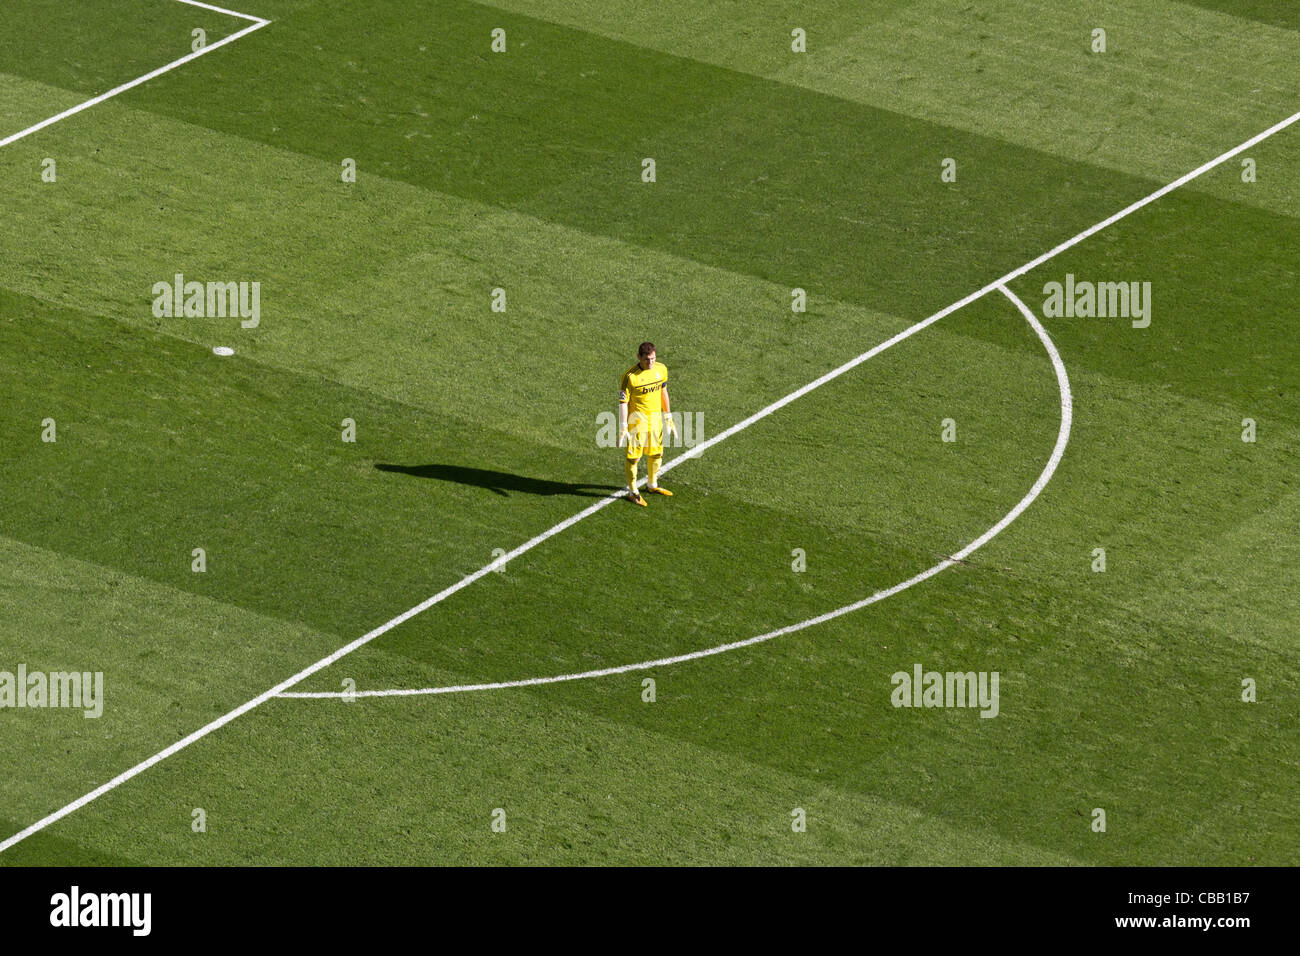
[
  {"xmin": 0, "ymin": 107, "xmax": 1295, "ymax": 854},
  {"xmin": 0, "ymin": 1, "xmax": 270, "ymax": 151},
  {"xmin": 280, "ymin": 283, "xmax": 1069, "ymax": 699}
]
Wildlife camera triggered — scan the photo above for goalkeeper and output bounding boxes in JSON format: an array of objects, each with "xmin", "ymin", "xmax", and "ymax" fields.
[{"xmin": 617, "ymin": 341, "xmax": 675, "ymax": 506}]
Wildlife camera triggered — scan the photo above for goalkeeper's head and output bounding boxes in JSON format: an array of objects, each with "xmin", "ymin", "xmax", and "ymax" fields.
[{"xmin": 637, "ymin": 341, "xmax": 656, "ymax": 370}]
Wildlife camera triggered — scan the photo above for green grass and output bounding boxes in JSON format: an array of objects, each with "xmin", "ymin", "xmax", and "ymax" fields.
[{"xmin": 0, "ymin": 0, "xmax": 1296, "ymax": 865}]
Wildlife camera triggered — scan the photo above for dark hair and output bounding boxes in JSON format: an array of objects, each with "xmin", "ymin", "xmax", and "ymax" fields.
[{"xmin": 637, "ymin": 341, "xmax": 656, "ymax": 358}]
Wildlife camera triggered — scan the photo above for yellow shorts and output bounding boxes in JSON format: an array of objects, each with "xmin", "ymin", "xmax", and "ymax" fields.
[{"xmin": 626, "ymin": 410, "xmax": 664, "ymax": 461}]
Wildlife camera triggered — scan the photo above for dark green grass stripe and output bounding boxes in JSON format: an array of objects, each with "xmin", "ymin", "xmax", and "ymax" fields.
[
  {"xmin": 1173, "ymin": 0, "xmax": 1300, "ymax": 31},
  {"xmin": 0, "ymin": 0, "xmax": 245, "ymax": 103},
  {"xmin": 0, "ymin": 818, "xmax": 140, "ymax": 867},
  {"xmin": 959, "ymin": 162, "xmax": 1300, "ymax": 427}
]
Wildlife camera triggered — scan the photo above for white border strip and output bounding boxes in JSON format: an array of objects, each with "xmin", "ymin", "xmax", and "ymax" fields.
[
  {"xmin": 1, "ymin": 102, "xmax": 1295, "ymax": 854},
  {"xmin": 0, "ymin": 1, "xmax": 269, "ymax": 150},
  {"xmin": 281, "ymin": 284, "xmax": 1070, "ymax": 699}
]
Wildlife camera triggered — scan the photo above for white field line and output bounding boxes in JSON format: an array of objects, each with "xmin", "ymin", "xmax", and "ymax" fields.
[
  {"xmin": 281, "ymin": 283, "xmax": 1070, "ymax": 699},
  {"xmin": 0, "ymin": 1, "xmax": 269, "ymax": 150},
  {"xmin": 171, "ymin": 0, "xmax": 267, "ymax": 22},
  {"xmin": 0, "ymin": 109, "xmax": 1294, "ymax": 855}
]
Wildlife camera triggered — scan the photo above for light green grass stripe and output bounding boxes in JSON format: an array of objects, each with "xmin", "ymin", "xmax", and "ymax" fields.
[
  {"xmin": 0, "ymin": 75, "xmax": 88, "ymax": 139},
  {"xmin": 1111, "ymin": 484, "xmax": 1300, "ymax": 660}
]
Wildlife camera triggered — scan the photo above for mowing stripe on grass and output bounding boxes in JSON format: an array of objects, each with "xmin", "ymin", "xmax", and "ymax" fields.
[
  {"xmin": 0, "ymin": 105, "xmax": 1294, "ymax": 855},
  {"xmin": 0, "ymin": 1, "xmax": 269, "ymax": 149}
]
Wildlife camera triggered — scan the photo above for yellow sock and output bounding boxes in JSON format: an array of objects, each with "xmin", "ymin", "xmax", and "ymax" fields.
[
  {"xmin": 624, "ymin": 458, "xmax": 638, "ymax": 491},
  {"xmin": 647, "ymin": 454, "xmax": 662, "ymax": 488}
]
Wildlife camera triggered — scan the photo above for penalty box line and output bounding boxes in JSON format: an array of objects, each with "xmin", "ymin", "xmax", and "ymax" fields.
[
  {"xmin": 0, "ymin": 0, "xmax": 270, "ymax": 150},
  {"xmin": 1, "ymin": 105, "xmax": 1297, "ymax": 855}
]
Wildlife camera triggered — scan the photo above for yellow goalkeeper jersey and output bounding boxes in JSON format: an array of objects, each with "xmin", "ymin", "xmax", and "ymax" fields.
[{"xmin": 619, "ymin": 362, "xmax": 668, "ymax": 420}]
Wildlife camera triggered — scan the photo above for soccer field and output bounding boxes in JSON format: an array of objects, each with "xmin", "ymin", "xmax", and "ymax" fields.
[{"xmin": 1, "ymin": 0, "xmax": 1297, "ymax": 866}]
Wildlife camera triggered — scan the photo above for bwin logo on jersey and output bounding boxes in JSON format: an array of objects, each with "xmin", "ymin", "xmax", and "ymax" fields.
[
  {"xmin": 151, "ymin": 273, "xmax": 261, "ymax": 328},
  {"xmin": 50, "ymin": 886, "xmax": 151, "ymax": 936}
]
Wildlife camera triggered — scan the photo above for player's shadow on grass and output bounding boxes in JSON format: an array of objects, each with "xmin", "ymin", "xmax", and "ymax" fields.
[{"xmin": 375, "ymin": 463, "xmax": 621, "ymax": 498}]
